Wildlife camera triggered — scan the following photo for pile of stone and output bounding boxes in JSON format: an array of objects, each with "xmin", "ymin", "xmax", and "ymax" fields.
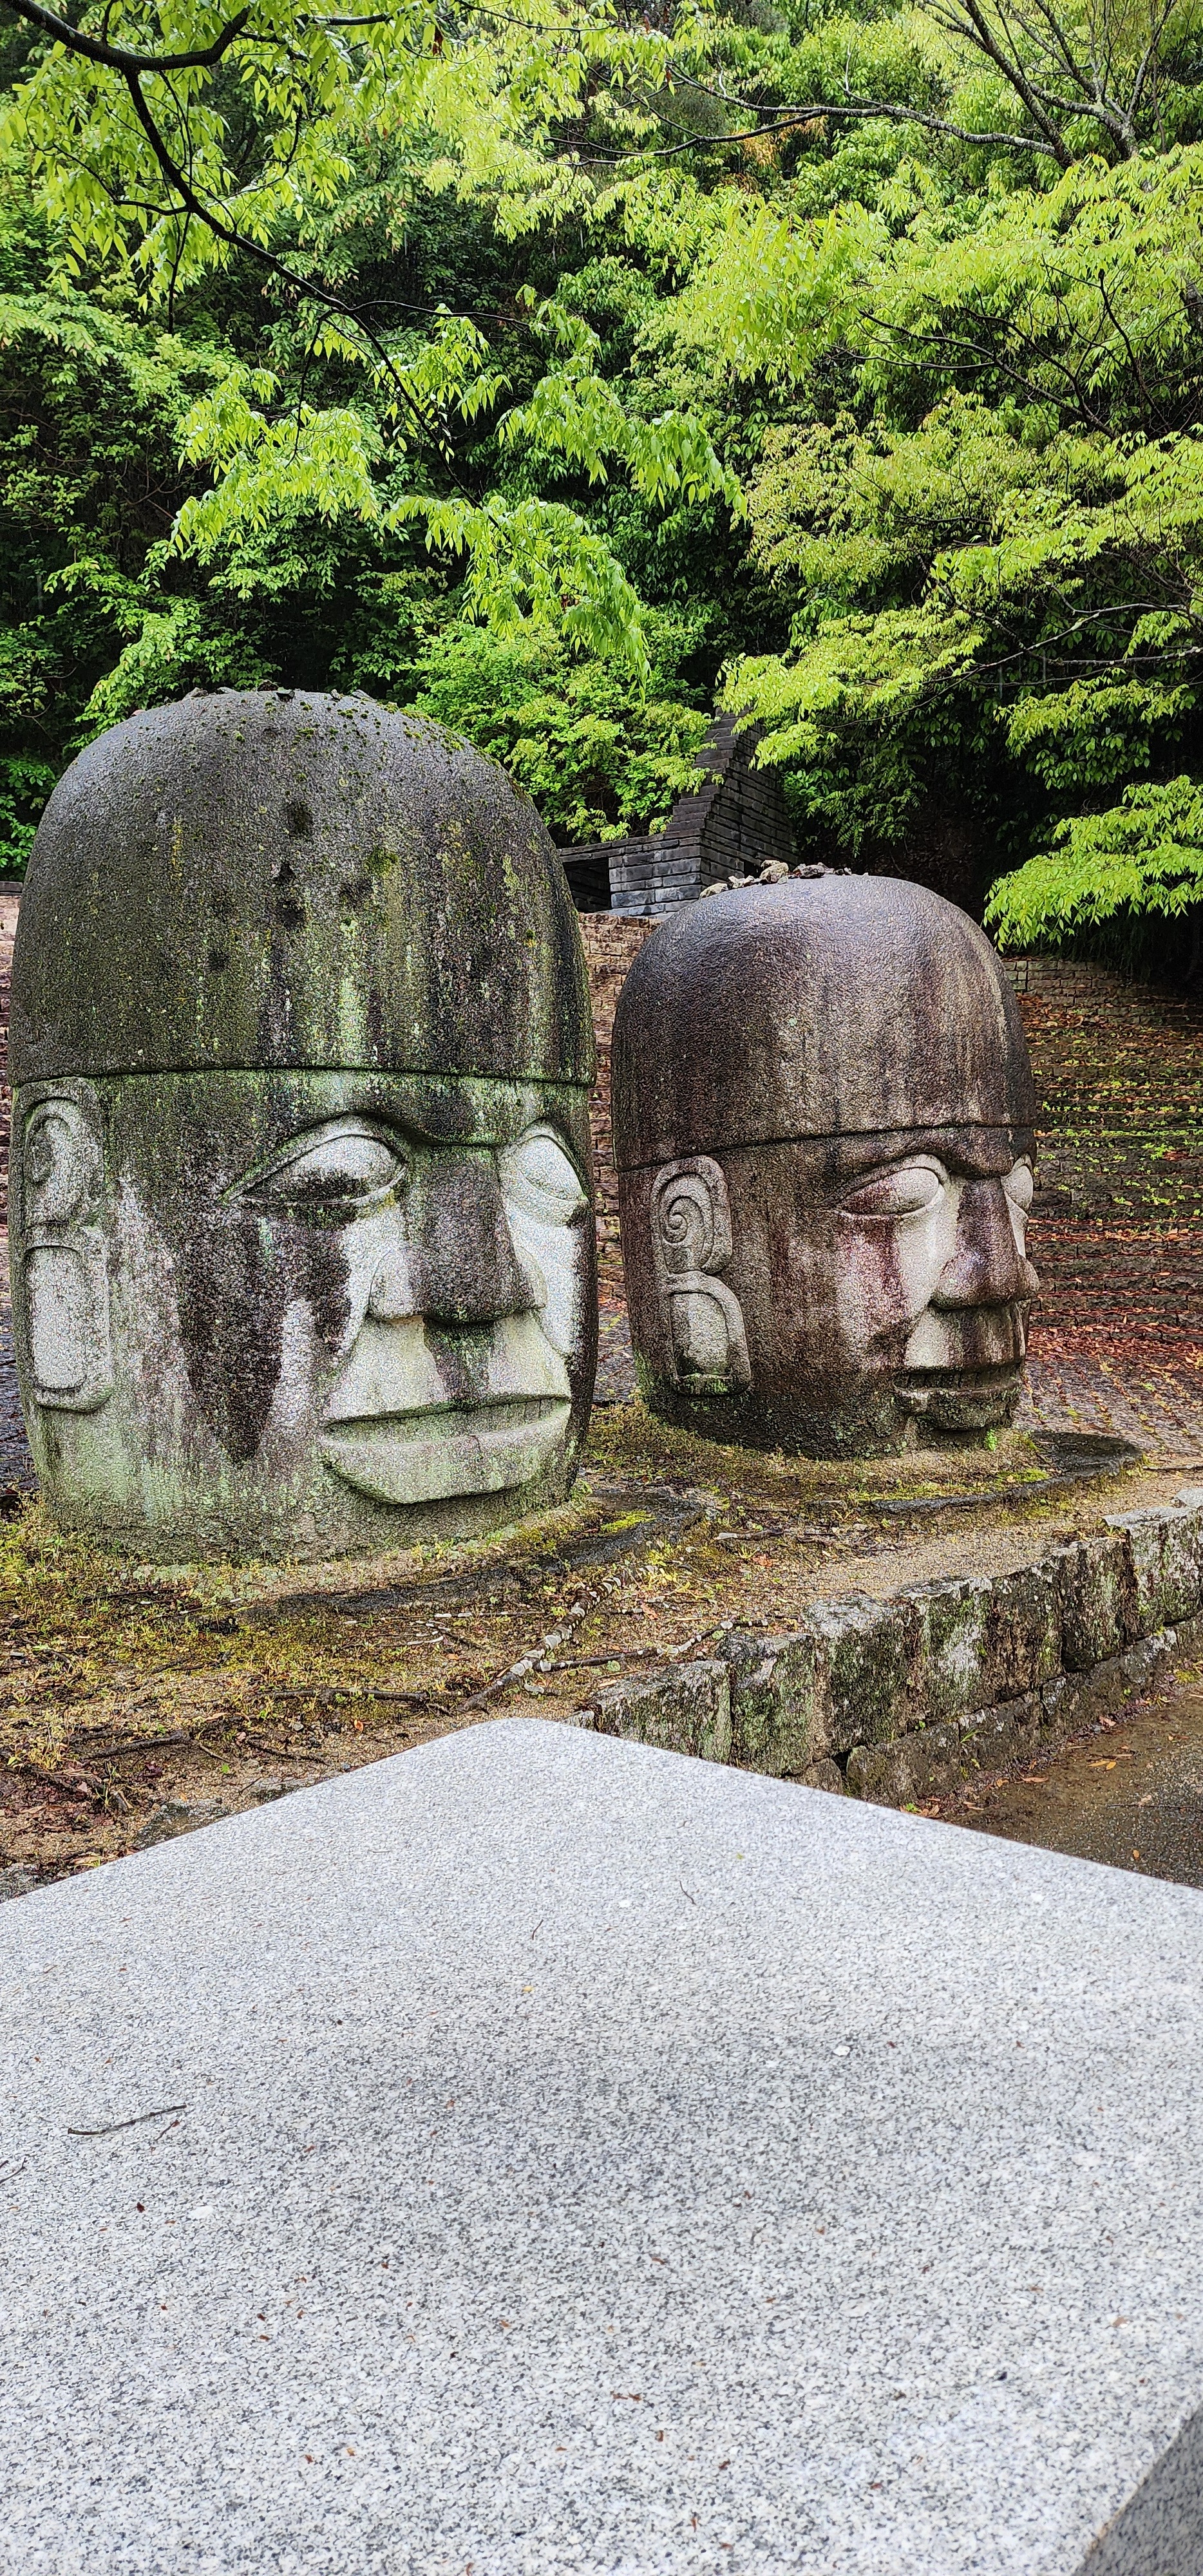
[{"xmin": 701, "ymin": 858, "xmax": 837, "ymax": 892}]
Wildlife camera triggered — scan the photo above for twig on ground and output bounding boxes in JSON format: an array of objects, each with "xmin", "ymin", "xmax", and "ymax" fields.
[
  {"xmin": 67, "ymin": 2103, "xmax": 189, "ymax": 2137},
  {"xmin": 67, "ymin": 1715, "xmax": 240, "ymax": 1759},
  {"xmin": 462, "ymin": 1651, "xmax": 544, "ymax": 1710},
  {"xmin": 544, "ymin": 1627, "xmax": 726, "ymax": 1671},
  {"xmin": 542, "ymin": 1649, "xmax": 664, "ymax": 1671}
]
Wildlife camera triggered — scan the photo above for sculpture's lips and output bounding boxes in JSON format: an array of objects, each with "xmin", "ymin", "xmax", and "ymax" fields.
[
  {"xmin": 893, "ymin": 1363, "xmax": 1023, "ymax": 1430},
  {"xmin": 319, "ymin": 1396, "xmax": 570, "ymax": 1506}
]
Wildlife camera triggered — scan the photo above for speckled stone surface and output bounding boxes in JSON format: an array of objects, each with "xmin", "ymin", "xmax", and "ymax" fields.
[{"xmin": 3, "ymin": 1719, "xmax": 1203, "ymax": 2576}]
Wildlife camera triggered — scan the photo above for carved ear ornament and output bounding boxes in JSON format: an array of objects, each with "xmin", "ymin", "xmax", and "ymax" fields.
[
  {"xmin": 19, "ymin": 1089, "xmax": 113, "ymax": 1412},
  {"xmin": 651, "ymin": 1157, "xmax": 751, "ymax": 1396}
]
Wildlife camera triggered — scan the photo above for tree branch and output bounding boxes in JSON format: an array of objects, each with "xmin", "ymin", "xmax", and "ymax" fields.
[
  {"xmin": 1127, "ymin": 0, "xmax": 1180, "ymax": 129},
  {"xmin": 113, "ymin": 62, "xmax": 466, "ymax": 475},
  {"xmin": 855, "ymin": 303, "xmax": 1114, "ymax": 431},
  {"xmin": 1, "ymin": 0, "xmax": 489, "ymax": 480},
  {"xmin": 586, "ymin": 98, "xmax": 1063, "ymax": 164},
  {"xmin": 3, "ymin": 0, "xmax": 251, "ymax": 76},
  {"xmin": 922, "ymin": 0, "xmax": 1075, "ymax": 159}
]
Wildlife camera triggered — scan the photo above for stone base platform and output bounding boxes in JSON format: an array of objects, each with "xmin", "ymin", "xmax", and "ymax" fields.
[{"xmin": 3, "ymin": 1719, "xmax": 1203, "ymax": 2573}]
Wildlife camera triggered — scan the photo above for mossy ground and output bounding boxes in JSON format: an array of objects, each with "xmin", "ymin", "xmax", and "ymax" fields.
[{"xmin": 0, "ymin": 1397, "xmax": 1147, "ymax": 1892}]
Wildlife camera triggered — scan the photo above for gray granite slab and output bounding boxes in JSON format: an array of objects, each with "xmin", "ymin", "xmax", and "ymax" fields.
[{"xmin": 2, "ymin": 1718, "xmax": 1203, "ymax": 2575}]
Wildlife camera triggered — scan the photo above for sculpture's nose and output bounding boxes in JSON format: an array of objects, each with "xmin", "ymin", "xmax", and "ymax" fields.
[
  {"xmin": 367, "ymin": 1151, "xmax": 535, "ymax": 1329},
  {"xmin": 931, "ymin": 1180, "xmax": 1039, "ymax": 1311}
]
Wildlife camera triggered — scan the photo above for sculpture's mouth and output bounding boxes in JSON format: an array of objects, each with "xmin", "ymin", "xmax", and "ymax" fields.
[
  {"xmin": 319, "ymin": 1396, "xmax": 570, "ymax": 1506},
  {"xmin": 892, "ymin": 1363, "xmax": 1023, "ymax": 1430}
]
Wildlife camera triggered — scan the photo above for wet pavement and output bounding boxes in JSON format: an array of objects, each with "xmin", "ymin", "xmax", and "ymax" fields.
[{"xmin": 934, "ymin": 1678, "xmax": 1203, "ymax": 1890}]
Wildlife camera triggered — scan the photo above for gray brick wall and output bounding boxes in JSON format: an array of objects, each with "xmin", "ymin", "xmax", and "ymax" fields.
[{"xmin": 560, "ymin": 717, "xmax": 794, "ymax": 915}]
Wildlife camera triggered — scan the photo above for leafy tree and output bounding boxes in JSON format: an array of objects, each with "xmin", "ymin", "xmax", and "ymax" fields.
[
  {"xmin": 0, "ymin": 0, "xmax": 736, "ymax": 675},
  {"xmin": 410, "ymin": 614, "xmax": 710, "ymax": 842},
  {"xmin": 0, "ymin": 228, "xmax": 238, "ymax": 863},
  {"xmin": 5, "ymin": 0, "xmax": 1203, "ymax": 958},
  {"xmin": 681, "ymin": 146, "xmax": 1203, "ymax": 942}
]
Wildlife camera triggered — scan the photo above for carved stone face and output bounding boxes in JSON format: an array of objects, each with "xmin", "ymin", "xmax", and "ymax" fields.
[
  {"xmin": 12, "ymin": 1074, "xmax": 594, "ymax": 1553},
  {"xmin": 10, "ymin": 694, "xmax": 596, "ymax": 1553},
  {"xmin": 613, "ymin": 876, "xmax": 1039, "ymax": 1457}
]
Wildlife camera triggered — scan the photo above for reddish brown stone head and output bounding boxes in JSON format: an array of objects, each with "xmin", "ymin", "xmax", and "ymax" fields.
[{"xmin": 612, "ymin": 875, "xmax": 1039, "ymax": 1456}]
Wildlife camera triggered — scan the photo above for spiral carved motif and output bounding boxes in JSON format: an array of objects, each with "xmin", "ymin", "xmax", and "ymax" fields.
[
  {"xmin": 652, "ymin": 1158, "xmax": 732, "ymax": 1279},
  {"xmin": 649, "ymin": 1156, "xmax": 750, "ymax": 1392}
]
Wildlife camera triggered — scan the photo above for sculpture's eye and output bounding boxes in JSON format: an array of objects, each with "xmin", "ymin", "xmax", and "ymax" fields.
[
  {"xmin": 242, "ymin": 1122, "xmax": 406, "ymax": 1217},
  {"xmin": 500, "ymin": 1128, "xmax": 586, "ymax": 1226},
  {"xmin": 840, "ymin": 1162, "xmax": 946, "ymax": 1219},
  {"xmin": 1003, "ymin": 1160, "xmax": 1034, "ymax": 1212}
]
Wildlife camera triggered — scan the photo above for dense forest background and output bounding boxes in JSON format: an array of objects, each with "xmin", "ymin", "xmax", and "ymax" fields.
[{"xmin": 3, "ymin": 0, "xmax": 1203, "ymax": 956}]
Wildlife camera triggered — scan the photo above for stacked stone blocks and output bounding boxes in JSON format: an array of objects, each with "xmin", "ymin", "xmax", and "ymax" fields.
[
  {"xmin": 561, "ymin": 715, "xmax": 795, "ymax": 915},
  {"xmin": 577, "ymin": 911, "xmax": 657, "ymax": 1281},
  {"xmin": 577, "ymin": 1490, "xmax": 1203, "ymax": 1803}
]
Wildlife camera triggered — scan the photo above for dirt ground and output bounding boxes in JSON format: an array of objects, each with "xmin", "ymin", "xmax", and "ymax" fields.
[{"xmin": 0, "ymin": 1401, "xmax": 1175, "ymax": 1896}]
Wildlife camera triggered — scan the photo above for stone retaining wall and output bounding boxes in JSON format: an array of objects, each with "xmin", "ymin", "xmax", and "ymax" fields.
[
  {"xmin": 1001, "ymin": 954, "xmax": 1139, "ymax": 998},
  {"xmin": 571, "ymin": 1490, "xmax": 1203, "ymax": 1803},
  {"xmin": 561, "ymin": 716, "xmax": 795, "ymax": 915}
]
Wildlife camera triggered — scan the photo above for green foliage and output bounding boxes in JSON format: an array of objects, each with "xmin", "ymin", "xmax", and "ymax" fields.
[
  {"xmin": 3, "ymin": 0, "xmax": 1203, "ymax": 946},
  {"xmin": 0, "ymin": 745, "xmax": 55, "ymax": 868},
  {"xmin": 0, "ymin": 251, "xmax": 227, "ymax": 861},
  {"xmin": 697, "ymin": 149, "xmax": 1203, "ymax": 927},
  {"xmin": 986, "ymin": 779, "xmax": 1203, "ymax": 943},
  {"xmin": 410, "ymin": 620, "xmax": 709, "ymax": 842},
  {"xmin": 0, "ymin": 0, "xmax": 734, "ymax": 690}
]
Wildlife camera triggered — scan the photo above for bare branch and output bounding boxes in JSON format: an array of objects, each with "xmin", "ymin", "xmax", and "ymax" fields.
[
  {"xmin": 1127, "ymin": 0, "xmax": 1182, "ymax": 126},
  {"xmin": 992, "ymin": 0, "xmax": 1089, "ymax": 96},
  {"xmin": 971, "ymin": 606, "xmax": 1203, "ymax": 679},
  {"xmin": 924, "ymin": 0, "xmax": 1075, "ymax": 159},
  {"xmin": 1095, "ymin": 274, "xmax": 1160, "ymax": 430},
  {"xmin": 586, "ymin": 99, "xmax": 1063, "ymax": 164},
  {"xmin": 925, "ymin": 0, "xmax": 1154, "ymax": 153},
  {"xmin": 855, "ymin": 303, "xmax": 1114, "ymax": 431}
]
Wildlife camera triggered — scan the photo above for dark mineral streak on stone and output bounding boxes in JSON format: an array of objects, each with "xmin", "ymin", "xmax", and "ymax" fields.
[
  {"xmin": 408, "ymin": 1153, "xmax": 534, "ymax": 1327},
  {"xmin": 178, "ymin": 1206, "xmax": 289, "ymax": 1467},
  {"xmin": 178, "ymin": 1200, "xmax": 353, "ymax": 1468}
]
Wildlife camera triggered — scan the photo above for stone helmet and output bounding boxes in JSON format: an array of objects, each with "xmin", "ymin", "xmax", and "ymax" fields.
[
  {"xmin": 12, "ymin": 687, "xmax": 593, "ymax": 1089},
  {"xmin": 612, "ymin": 871, "xmax": 1036, "ymax": 1163}
]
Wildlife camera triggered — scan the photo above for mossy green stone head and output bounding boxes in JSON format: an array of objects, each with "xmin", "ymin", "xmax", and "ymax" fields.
[{"xmin": 9, "ymin": 690, "xmax": 597, "ymax": 1558}]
